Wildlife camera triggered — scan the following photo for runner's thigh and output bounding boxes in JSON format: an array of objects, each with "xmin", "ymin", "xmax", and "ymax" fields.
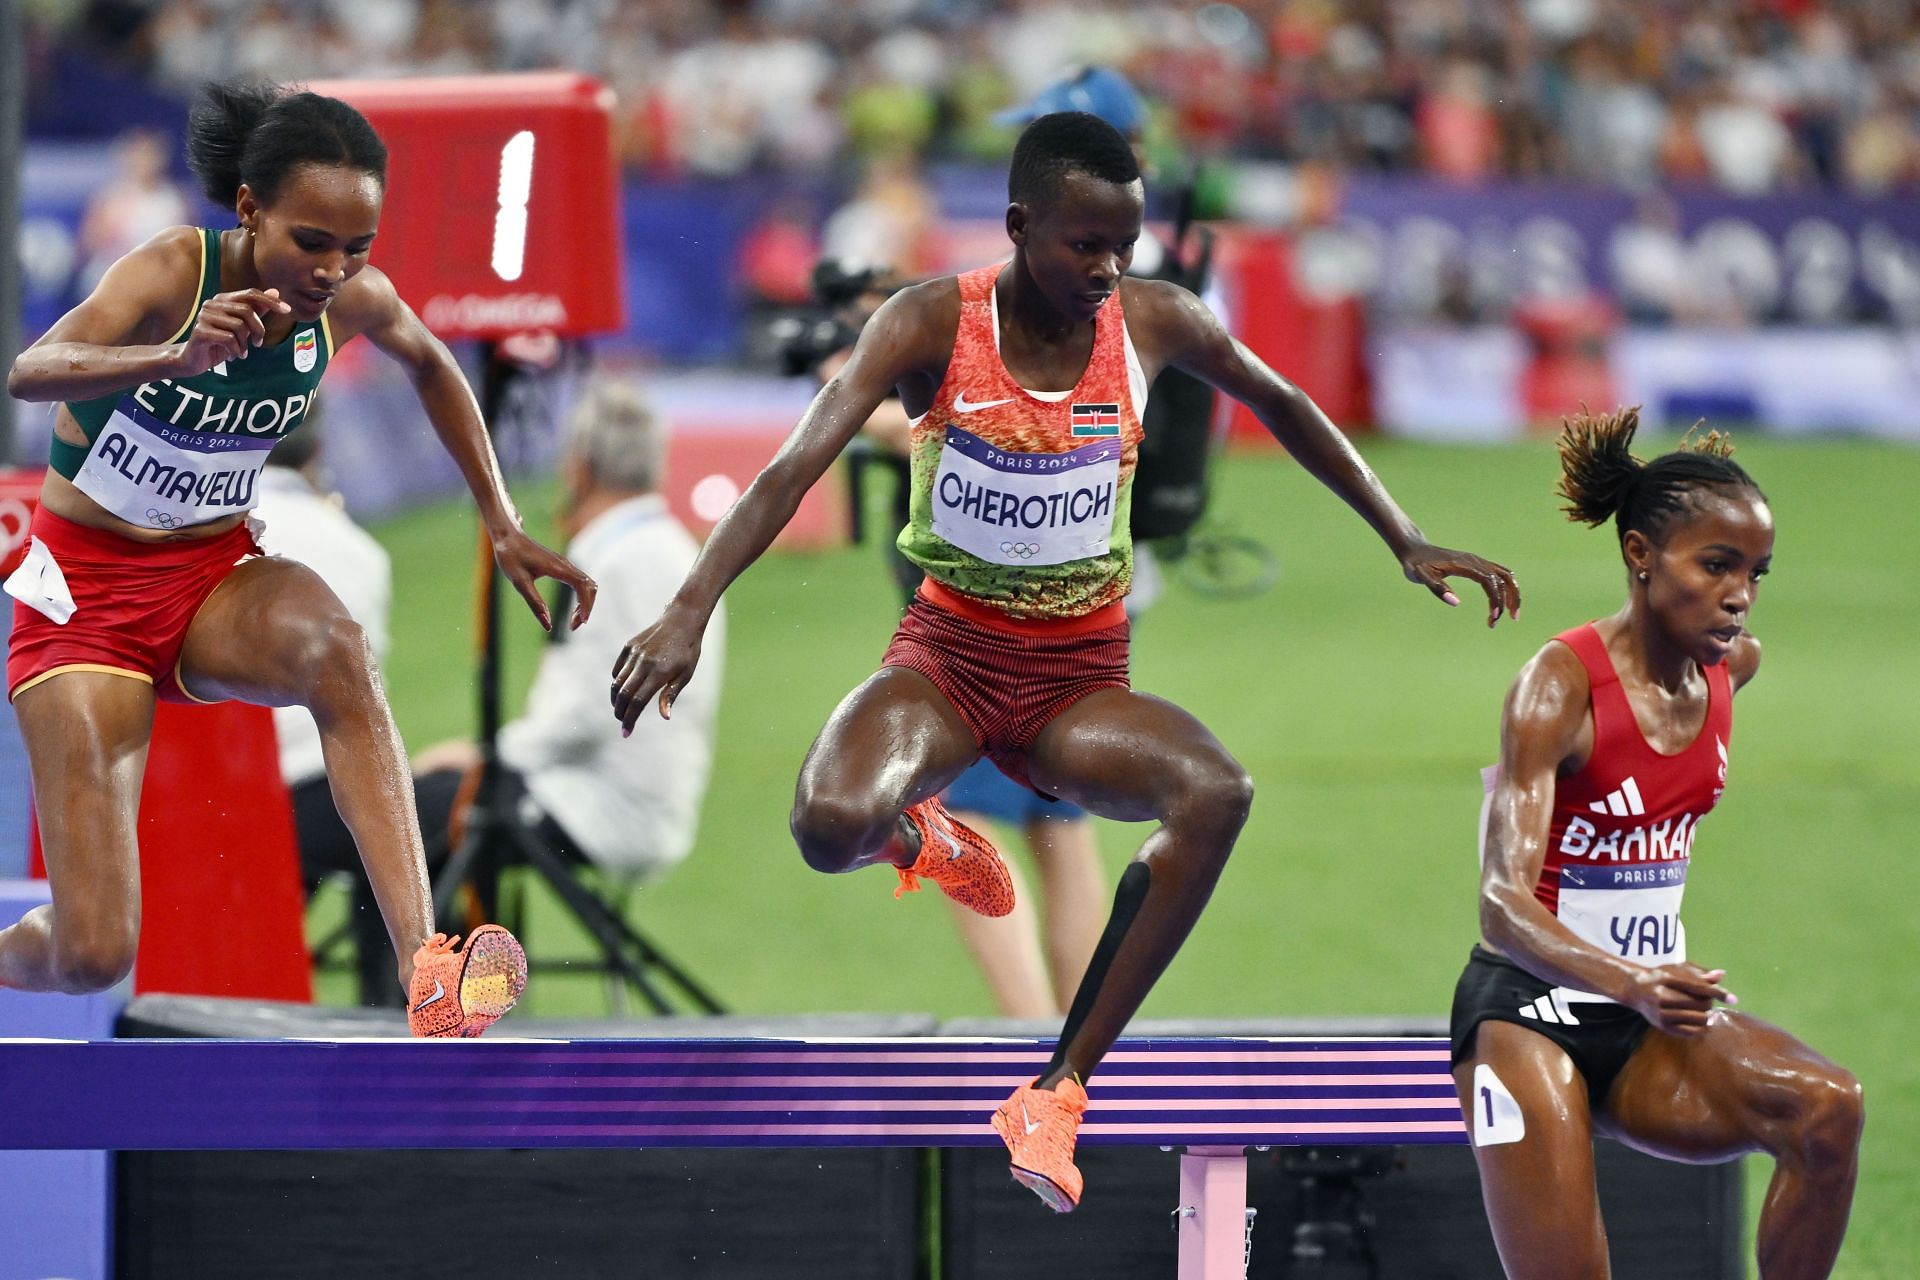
[
  {"xmin": 797, "ymin": 665, "xmax": 981, "ymax": 812},
  {"xmin": 1027, "ymin": 687, "xmax": 1245, "ymax": 824},
  {"xmin": 177, "ymin": 555, "xmax": 363, "ymax": 705},
  {"xmin": 1599, "ymin": 1012, "xmax": 1851, "ymax": 1162},
  {"xmin": 1454, "ymin": 1020, "xmax": 1611, "ymax": 1280}
]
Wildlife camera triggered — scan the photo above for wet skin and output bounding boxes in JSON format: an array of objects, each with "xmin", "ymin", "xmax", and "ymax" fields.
[
  {"xmin": 612, "ymin": 164, "xmax": 1520, "ymax": 1091},
  {"xmin": 1461, "ymin": 489, "xmax": 1862, "ymax": 1278},
  {"xmin": 2, "ymin": 159, "xmax": 595, "ymax": 996}
]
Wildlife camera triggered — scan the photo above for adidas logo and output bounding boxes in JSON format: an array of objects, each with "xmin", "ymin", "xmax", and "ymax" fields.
[
  {"xmin": 1517, "ymin": 990, "xmax": 1583, "ymax": 1026},
  {"xmin": 1589, "ymin": 776, "xmax": 1645, "ymax": 817}
]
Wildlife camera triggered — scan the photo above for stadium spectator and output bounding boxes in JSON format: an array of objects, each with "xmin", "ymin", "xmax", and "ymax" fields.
[
  {"xmin": 27, "ymin": 0, "xmax": 1920, "ymax": 197},
  {"xmin": 74, "ymin": 128, "xmax": 191, "ymax": 299},
  {"xmin": 820, "ymin": 153, "xmax": 942, "ymax": 283}
]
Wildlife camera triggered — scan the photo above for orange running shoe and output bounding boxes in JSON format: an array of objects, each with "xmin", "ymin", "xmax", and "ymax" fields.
[
  {"xmin": 889, "ymin": 795, "xmax": 1015, "ymax": 917},
  {"xmin": 991, "ymin": 1077, "xmax": 1090, "ymax": 1212},
  {"xmin": 407, "ymin": 925, "xmax": 528, "ymax": 1038}
]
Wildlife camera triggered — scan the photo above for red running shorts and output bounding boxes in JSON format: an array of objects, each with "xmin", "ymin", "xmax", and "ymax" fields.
[
  {"xmin": 6, "ymin": 505, "xmax": 260, "ymax": 704},
  {"xmin": 881, "ymin": 577, "xmax": 1131, "ymax": 790}
]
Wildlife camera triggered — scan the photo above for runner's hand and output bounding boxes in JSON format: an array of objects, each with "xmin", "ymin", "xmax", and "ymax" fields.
[
  {"xmin": 611, "ymin": 607, "xmax": 705, "ymax": 736},
  {"xmin": 168, "ymin": 289, "xmax": 290, "ymax": 377},
  {"xmin": 1627, "ymin": 962, "xmax": 1738, "ymax": 1035},
  {"xmin": 1400, "ymin": 542, "xmax": 1522, "ymax": 627},
  {"xmin": 493, "ymin": 528, "xmax": 597, "ymax": 631}
]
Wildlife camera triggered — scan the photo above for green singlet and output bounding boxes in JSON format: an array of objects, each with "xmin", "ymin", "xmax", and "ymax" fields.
[{"xmin": 54, "ymin": 228, "xmax": 331, "ymax": 532}]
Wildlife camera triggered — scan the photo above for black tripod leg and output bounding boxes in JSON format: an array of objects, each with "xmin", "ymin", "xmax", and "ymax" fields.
[
  {"xmin": 508, "ymin": 824, "xmax": 726, "ymax": 1014},
  {"xmin": 431, "ymin": 809, "xmax": 493, "ymax": 932},
  {"xmin": 507, "ymin": 825, "xmax": 672, "ymax": 1012}
]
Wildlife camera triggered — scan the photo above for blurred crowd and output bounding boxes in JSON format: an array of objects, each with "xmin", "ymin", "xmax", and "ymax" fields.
[{"xmin": 26, "ymin": 0, "xmax": 1920, "ymax": 195}]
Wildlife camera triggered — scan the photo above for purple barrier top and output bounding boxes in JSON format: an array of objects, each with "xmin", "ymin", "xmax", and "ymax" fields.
[{"xmin": 0, "ymin": 1036, "xmax": 1464, "ymax": 1151}]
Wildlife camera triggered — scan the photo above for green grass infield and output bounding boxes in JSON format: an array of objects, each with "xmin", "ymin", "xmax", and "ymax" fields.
[{"xmin": 348, "ymin": 436, "xmax": 1916, "ymax": 1278}]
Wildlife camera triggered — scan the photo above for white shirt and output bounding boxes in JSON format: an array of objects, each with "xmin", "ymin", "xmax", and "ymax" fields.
[
  {"xmin": 251, "ymin": 467, "xmax": 393, "ymax": 788},
  {"xmin": 498, "ymin": 494, "xmax": 725, "ymax": 879}
]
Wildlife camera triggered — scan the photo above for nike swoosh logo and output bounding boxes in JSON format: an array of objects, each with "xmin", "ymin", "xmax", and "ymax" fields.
[
  {"xmin": 412, "ymin": 978, "xmax": 447, "ymax": 1013},
  {"xmin": 1022, "ymin": 1102, "xmax": 1042, "ymax": 1135},
  {"xmin": 954, "ymin": 394, "xmax": 1016, "ymax": 413}
]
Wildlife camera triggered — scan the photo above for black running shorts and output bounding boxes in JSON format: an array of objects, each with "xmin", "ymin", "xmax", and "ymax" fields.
[{"xmin": 1449, "ymin": 945, "xmax": 1651, "ymax": 1107}]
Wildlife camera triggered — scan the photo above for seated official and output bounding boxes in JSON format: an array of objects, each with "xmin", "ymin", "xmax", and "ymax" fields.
[
  {"xmin": 284, "ymin": 382, "xmax": 723, "ymax": 1005},
  {"xmin": 415, "ymin": 379, "xmax": 727, "ymax": 891}
]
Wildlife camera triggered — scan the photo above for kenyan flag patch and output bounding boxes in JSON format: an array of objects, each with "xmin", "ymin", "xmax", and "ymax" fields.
[{"xmin": 1069, "ymin": 403, "xmax": 1119, "ymax": 437}]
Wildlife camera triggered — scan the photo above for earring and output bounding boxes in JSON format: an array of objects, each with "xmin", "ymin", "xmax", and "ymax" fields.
[{"xmin": 1637, "ymin": 571, "xmax": 1649, "ymax": 582}]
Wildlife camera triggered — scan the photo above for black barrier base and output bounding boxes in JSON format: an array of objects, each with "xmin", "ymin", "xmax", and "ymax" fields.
[
  {"xmin": 118, "ymin": 1148, "xmax": 924, "ymax": 1280},
  {"xmin": 943, "ymin": 1141, "xmax": 1743, "ymax": 1279},
  {"xmin": 115, "ymin": 1143, "xmax": 1740, "ymax": 1280}
]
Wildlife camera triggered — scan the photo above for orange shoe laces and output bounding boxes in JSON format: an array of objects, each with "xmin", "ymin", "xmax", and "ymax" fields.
[{"xmin": 415, "ymin": 932, "xmax": 461, "ymax": 961}]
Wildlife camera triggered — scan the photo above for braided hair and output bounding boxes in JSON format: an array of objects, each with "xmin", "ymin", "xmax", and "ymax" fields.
[{"xmin": 1557, "ymin": 407, "xmax": 1763, "ymax": 548}]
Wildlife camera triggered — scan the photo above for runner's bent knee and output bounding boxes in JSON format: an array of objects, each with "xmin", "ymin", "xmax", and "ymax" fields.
[
  {"xmin": 1785, "ymin": 1067, "xmax": 1864, "ymax": 1167},
  {"xmin": 50, "ymin": 919, "xmax": 137, "ymax": 993},
  {"xmin": 790, "ymin": 788, "xmax": 894, "ymax": 872},
  {"xmin": 1166, "ymin": 751, "xmax": 1254, "ymax": 836},
  {"xmin": 290, "ymin": 612, "xmax": 378, "ymax": 707}
]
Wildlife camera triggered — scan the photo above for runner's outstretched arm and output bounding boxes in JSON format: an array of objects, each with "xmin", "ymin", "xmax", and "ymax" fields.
[
  {"xmin": 1132, "ymin": 279, "xmax": 1522, "ymax": 626},
  {"xmin": 331, "ymin": 267, "xmax": 598, "ymax": 632},
  {"xmin": 611, "ymin": 282, "xmax": 952, "ymax": 733}
]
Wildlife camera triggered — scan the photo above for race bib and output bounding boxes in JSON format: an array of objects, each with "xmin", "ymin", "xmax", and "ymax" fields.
[
  {"xmin": 929, "ymin": 424, "xmax": 1120, "ymax": 567},
  {"xmin": 74, "ymin": 399, "xmax": 277, "ymax": 531},
  {"xmin": 1557, "ymin": 861, "xmax": 1688, "ymax": 971}
]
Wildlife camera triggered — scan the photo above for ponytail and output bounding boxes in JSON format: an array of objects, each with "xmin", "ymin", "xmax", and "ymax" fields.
[
  {"xmin": 1556, "ymin": 407, "xmax": 1761, "ymax": 546},
  {"xmin": 186, "ymin": 80, "xmax": 388, "ymax": 210},
  {"xmin": 186, "ymin": 80, "xmax": 279, "ymax": 206},
  {"xmin": 1556, "ymin": 406, "xmax": 1645, "ymax": 529}
]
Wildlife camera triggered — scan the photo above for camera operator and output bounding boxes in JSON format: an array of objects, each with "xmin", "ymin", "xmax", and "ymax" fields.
[{"xmin": 776, "ymin": 259, "xmax": 925, "ymax": 601}]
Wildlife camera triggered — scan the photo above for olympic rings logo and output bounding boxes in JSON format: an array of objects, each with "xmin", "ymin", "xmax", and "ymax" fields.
[
  {"xmin": 998, "ymin": 541, "xmax": 1041, "ymax": 559},
  {"xmin": 146, "ymin": 509, "xmax": 185, "ymax": 530}
]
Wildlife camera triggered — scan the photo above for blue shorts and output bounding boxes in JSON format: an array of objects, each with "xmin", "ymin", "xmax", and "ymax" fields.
[{"xmin": 942, "ymin": 757, "xmax": 1086, "ymax": 826}]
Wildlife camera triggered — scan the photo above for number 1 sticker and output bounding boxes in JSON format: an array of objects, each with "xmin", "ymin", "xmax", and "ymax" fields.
[{"xmin": 1472, "ymin": 1064, "xmax": 1526, "ymax": 1147}]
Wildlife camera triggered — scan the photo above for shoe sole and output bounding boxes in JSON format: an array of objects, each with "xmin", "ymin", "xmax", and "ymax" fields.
[
  {"xmin": 992, "ymin": 1105, "xmax": 1082, "ymax": 1213},
  {"xmin": 456, "ymin": 926, "xmax": 529, "ymax": 1036},
  {"xmin": 1009, "ymin": 1162, "xmax": 1079, "ymax": 1214}
]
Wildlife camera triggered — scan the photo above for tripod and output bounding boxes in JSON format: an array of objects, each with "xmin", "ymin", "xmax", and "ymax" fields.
[{"xmin": 427, "ymin": 341, "xmax": 724, "ymax": 1016}]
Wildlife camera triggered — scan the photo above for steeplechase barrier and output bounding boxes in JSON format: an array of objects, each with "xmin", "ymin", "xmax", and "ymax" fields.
[{"xmin": 0, "ymin": 1020, "xmax": 1745, "ymax": 1279}]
